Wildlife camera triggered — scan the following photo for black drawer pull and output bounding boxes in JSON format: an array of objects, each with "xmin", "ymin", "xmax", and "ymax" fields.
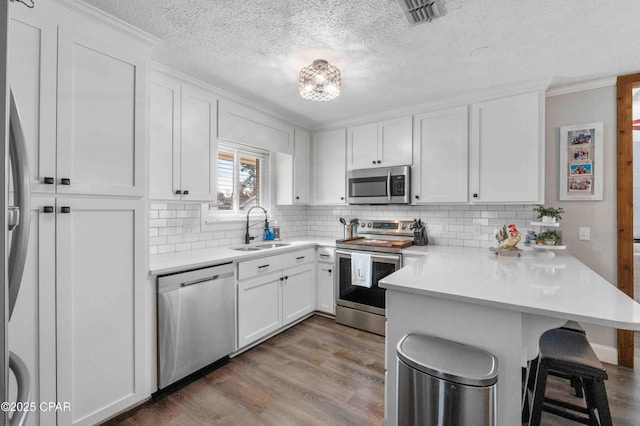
[
  {"xmin": 43, "ymin": 177, "xmax": 54, "ymax": 184},
  {"xmin": 296, "ymin": 256, "xmax": 305, "ymax": 261},
  {"xmin": 60, "ymin": 178, "xmax": 70, "ymax": 185},
  {"xmin": 43, "ymin": 206, "xmax": 54, "ymax": 213},
  {"xmin": 258, "ymin": 265, "xmax": 270, "ymax": 271},
  {"xmin": 319, "ymin": 254, "xmax": 330, "ymax": 258},
  {"xmin": 60, "ymin": 206, "xmax": 71, "ymax": 214}
]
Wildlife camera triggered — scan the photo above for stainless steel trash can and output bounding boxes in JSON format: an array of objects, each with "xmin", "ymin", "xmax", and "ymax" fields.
[{"xmin": 397, "ymin": 334, "xmax": 498, "ymax": 426}]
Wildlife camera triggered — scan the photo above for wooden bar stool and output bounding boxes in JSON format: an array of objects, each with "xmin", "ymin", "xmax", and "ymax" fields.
[{"xmin": 522, "ymin": 328, "xmax": 612, "ymax": 426}]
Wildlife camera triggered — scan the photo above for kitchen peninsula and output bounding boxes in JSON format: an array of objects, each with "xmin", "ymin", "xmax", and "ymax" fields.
[{"xmin": 380, "ymin": 246, "xmax": 640, "ymax": 425}]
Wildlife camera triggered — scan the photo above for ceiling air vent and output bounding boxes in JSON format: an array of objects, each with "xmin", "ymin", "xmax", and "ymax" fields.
[{"xmin": 397, "ymin": 0, "xmax": 445, "ymax": 25}]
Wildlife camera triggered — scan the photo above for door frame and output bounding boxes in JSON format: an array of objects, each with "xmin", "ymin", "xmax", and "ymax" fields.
[{"xmin": 616, "ymin": 72, "xmax": 640, "ymax": 368}]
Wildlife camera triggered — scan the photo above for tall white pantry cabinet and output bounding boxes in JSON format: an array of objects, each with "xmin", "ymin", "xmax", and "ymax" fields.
[{"xmin": 8, "ymin": 1, "xmax": 156, "ymax": 425}]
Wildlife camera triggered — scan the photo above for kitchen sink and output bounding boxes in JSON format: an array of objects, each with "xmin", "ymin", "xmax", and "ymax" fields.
[
  {"xmin": 230, "ymin": 246, "xmax": 262, "ymax": 251},
  {"xmin": 255, "ymin": 243, "xmax": 292, "ymax": 249}
]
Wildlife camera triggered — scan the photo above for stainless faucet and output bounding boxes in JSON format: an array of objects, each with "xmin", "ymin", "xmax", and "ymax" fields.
[{"xmin": 245, "ymin": 206, "xmax": 268, "ymax": 244}]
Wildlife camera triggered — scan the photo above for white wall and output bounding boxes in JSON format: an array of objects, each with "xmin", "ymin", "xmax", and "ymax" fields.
[{"xmin": 545, "ymin": 85, "xmax": 617, "ymax": 348}]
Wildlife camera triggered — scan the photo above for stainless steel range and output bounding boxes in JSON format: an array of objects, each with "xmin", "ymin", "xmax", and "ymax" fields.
[{"xmin": 335, "ymin": 220, "xmax": 415, "ymax": 335}]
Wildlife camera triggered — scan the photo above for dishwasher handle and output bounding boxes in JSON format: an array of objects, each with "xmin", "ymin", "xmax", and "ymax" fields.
[{"xmin": 181, "ymin": 275, "xmax": 219, "ymax": 287}]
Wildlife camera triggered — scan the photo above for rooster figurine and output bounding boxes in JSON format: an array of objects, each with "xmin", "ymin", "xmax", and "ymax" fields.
[{"xmin": 495, "ymin": 224, "xmax": 521, "ymax": 250}]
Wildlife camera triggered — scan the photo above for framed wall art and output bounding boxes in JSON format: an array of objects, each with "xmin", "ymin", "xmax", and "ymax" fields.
[{"xmin": 559, "ymin": 122, "xmax": 603, "ymax": 200}]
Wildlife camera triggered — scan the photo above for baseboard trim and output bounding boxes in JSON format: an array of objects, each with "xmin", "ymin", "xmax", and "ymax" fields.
[{"xmin": 592, "ymin": 343, "xmax": 618, "ymax": 365}]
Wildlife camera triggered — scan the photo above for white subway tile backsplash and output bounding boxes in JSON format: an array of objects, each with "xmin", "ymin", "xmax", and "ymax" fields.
[{"xmin": 149, "ymin": 202, "xmax": 532, "ymax": 255}]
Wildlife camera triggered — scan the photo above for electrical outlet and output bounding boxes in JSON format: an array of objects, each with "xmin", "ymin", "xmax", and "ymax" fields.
[{"xmin": 579, "ymin": 227, "xmax": 591, "ymax": 241}]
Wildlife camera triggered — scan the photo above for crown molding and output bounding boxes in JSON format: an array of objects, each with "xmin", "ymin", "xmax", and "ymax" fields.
[
  {"xmin": 545, "ymin": 77, "xmax": 617, "ymax": 97},
  {"xmin": 52, "ymin": 0, "xmax": 161, "ymax": 46},
  {"xmin": 150, "ymin": 62, "xmax": 313, "ymax": 130}
]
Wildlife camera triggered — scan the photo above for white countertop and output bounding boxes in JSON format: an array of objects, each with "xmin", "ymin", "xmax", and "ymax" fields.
[
  {"xmin": 149, "ymin": 237, "xmax": 337, "ymax": 275},
  {"xmin": 380, "ymin": 245, "xmax": 640, "ymax": 330}
]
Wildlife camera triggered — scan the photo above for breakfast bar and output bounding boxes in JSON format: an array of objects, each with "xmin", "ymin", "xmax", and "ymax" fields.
[{"xmin": 380, "ymin": 246, "xmax": 640, "ymax": 425}]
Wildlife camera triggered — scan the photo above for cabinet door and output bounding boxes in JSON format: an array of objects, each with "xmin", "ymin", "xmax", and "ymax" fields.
[
  {"xmin": 57, "ymin": 23, "xmax": 146, "ymax": 197},
  {"xmin": 379, "ymin": 116, "xmax": 413, "ymax": 168},
  {"xmin": 8, "ymin": 5, "xmax": 57, "ymax": 193},
  {"xmin": 56, "ymin": 198, "xmax": 145, "ymax": 425},
  {"xmin": 347, "ymin": 122, "xmax": 378, "ymax": 170},
  {"xmin": 313, "ymin": 128, "xmax": 346, "ymax": 204},
  {"xmin": 413, "ymin": 107, "xmax": 468, "ymax": 203},
  {"xmin": 470, "ymin": 92, "xmax": 542, "ymax": 203},
  {"xmin": 316, "ymin": 263, "xmax": 335, "ymax": 315},
  {"xmin": 237, "ymin": 274, "xmax": 282, "ymax": 348},
  {"xmin": 8, "ymin": 196, "xmax": 56, "ymax": 426},
  {"xmin": 179, "ymin": 86, "xmax": 217, "ymax": 202},
  {"xmin": 149, "ymin": 75, "xmax": 181, "ymax": 200},
  {"xmin": 282, "ymin": 265, "xmax": 314, "ymax": 325},
  {"xmin": 293, "ymin": 128, "xmax": 311, "ymax": 204}
]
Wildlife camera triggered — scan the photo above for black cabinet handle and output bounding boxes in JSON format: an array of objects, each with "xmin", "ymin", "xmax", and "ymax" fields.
[
  {"xmin": 372, "ymin": 160, "xmax": 376, "ymax": 165},
  {"xmin": 284, "ymin": 276, "xmax": 289, "ymax": 280},
  {"xmin": 279, "ymin": 277, "xmax": 284, "ymax": 281},
  {"xmin": 60, "ymin": 206, "xmax": 71, "ymax": 213},
  {"xmin": 295, "ymin": 196, "xmax": 300, "ymax": 200},
  {"xmin": 340, "ymin": 197, "xmax": 344, "ymax": 200},
  {"xmin": 175, "ymin": 190, "xmax": 182, "ymax": 195},
  {"xmin": 60, "ymin": 178, "xmax": 70, "ymax": 185},
  {"xmin": 415, "ymin": 195, "xmax": 420, "ymax": 200},
  {"xmin": 183, "ymin": 190, "xmax": 189, "ymax": 195},
  {"xmin": 43, "ymin": 206, "xmax": 54, "ymax": 213},
  {"xmin": 377, "ymin": 160, "xmax": 381, "ymax": 164},
  {"xmin": 43, "ymin": 177, "xmax": 54, "ymax": 184},
  {"xmin": 328, "ymin": 269, "xmax": 332, "ymax": 273},
  {"xmin": 473, "ymin": 193, "xmax": 478, "ymax": 198}
]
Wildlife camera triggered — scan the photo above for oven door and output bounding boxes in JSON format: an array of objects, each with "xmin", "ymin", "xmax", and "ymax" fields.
[{"xmin": 335, "ymin": 249, "xmax": 401, "ymax": 316}]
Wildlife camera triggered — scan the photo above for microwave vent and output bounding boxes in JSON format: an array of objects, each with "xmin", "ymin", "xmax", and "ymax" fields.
[{"xmin": 398, "ymin": 0, "xmax": 445, "ymax": 25}]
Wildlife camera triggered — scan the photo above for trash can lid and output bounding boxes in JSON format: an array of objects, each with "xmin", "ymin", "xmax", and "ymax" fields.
[{"xmin": 397, "ymin": 334, "xmax": 498, "ymax": 387}]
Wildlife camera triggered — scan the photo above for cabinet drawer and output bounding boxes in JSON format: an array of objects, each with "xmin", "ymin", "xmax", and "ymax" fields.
[
  {"xmin": 237, "ymin": 254, "xmax": 283, "ymax": 281},
  {"xmin": 282, "ymin": 248, "xmax": 315, "ymax": 269},
  {"xmin": 316, "ymin": 247, "xmax": 335, "ymax": 263}
]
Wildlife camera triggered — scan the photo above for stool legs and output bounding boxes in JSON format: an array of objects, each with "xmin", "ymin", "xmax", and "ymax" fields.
[
  {"xmin": 583, "ymin": 378, "xmax": 612, "ymax": 426},
  {"xmin": 528, "ymin": 358, "xmax": 549, "ymax": 426}
]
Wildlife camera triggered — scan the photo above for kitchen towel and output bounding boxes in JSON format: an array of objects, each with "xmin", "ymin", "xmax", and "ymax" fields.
[{"xmin": 351, "ymin": 253, "xmax": 372, "ymax": 288}]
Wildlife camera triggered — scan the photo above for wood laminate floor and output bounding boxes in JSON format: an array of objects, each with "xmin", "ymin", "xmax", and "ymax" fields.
[{"xmin": 106, "ymin": 316, "xmax": 640, "ymax": 426}]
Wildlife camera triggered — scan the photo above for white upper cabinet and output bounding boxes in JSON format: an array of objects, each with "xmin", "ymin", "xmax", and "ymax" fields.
[
  {"xmin": 8, "ymin": 5, "xmax": 57, "ymax": 194},
  {"xmin": 9, "ymin": 2, "xmax": 149, "ymax": 197},
  {"xmin": 179, "ymin": 85, "xmax": 217, "ymax": 201},
  {"xmin": 218, "ymin": 99, "xmax": 294, "ymax": 154},
  {"xmin": 412, "ymin": 106, "xmax": 468, "ymax": 203},
  {"xmin": 313, "ymin": 128, "xmax": 347, "ymax": 204},
  {"xmin": 149, "ymin": 73, "xmax": 218, "ymax": 202},
  {"xmin": 57, "ymin": 21, "xmax": 147, "ymax": 197},
  {"xmin": 469, "ymin": 92, "xmax": 543, "ymax": 203},
  {"xmin": 274, "ymin": 128, "xmax": 311, "ymax": 205},
  {"xmin": 347, "ymin": 116, "xmax": 412, "ymax": 170}
]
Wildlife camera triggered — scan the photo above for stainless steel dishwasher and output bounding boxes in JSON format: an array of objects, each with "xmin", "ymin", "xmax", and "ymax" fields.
[{"xmin": 157, "ymin": 262, "xmax": 235, "ymax": 389}]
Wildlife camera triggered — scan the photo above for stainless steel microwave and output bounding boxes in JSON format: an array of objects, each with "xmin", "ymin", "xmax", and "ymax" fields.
[{"xmin": 347, "ymin": 166, "xmax": 411, "ymax": 204}]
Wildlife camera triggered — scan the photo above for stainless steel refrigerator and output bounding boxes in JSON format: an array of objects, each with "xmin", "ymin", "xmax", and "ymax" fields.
[{"xmin": 2, "ymin": 2, "xmax": 32, "ymax": 424}]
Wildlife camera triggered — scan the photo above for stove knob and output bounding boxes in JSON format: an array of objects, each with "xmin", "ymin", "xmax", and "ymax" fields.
[
  {"xmin": 360, "ymin": 223, "xmax": 365, "ymax": 228},
  {"xmin": 367, "ymin": 223, "xmax": 372, "ymax": 228},
  {"xmin": 401, "ymin": 223, "xmax": 407, "ymax": 230}
]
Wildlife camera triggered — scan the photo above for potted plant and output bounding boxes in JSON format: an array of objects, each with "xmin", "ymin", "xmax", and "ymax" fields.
[
  {"xmin": 538, "ymin": 230, "xmax": 559, "ymax": 245},
  {"xmin": 533, "ymin": 205, "xmax": 564, "ymax": 224}
]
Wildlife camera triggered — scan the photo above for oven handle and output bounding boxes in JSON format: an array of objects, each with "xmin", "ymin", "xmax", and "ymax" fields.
[
  {"xmin": 387, "ymin": 170, "xmax": 392, "ymax": 201},
  {"xmin": 335, "ymin": 250, "xmax": 402, "ymax": 262}
]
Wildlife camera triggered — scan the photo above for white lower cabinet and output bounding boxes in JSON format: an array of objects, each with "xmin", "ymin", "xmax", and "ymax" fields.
[
  {"xmin": 237, "ymin": 249, "xmax": 315, "ymax": 349},
  {"xmin": 56, "ymin": 198, "xmax": 146, "ymax": 425},
  {"xmin": 237, "ymin": 273, "xmax": 282, "ymax": 348},
  {"xmin": 316, "ymin": 248, "xmax": 335, "ymax": 315},
  {"xmin": 282, "ymin": 265, "xmax": 314, "ymax": 324},
  {"xmin": 8, "ymin": 196, "xmax": 56, "ymax": 426}
]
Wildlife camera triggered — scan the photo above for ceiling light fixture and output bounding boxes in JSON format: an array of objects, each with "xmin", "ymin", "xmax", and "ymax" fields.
[{"xmin": 298, "ymin": 59, "xmax": 341, "ymax": 102}]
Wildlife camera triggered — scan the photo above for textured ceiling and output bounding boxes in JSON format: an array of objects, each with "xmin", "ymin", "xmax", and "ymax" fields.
[{"xmin": 82, "ymin": 0, "xmax": 640, "ymax": 128}]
